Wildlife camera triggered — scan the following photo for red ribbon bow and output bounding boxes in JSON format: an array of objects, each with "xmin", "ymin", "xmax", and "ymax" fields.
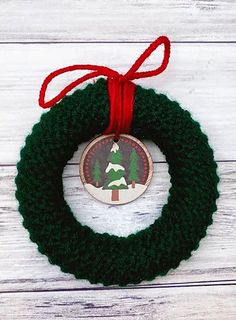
[{"xmin": 39, "ymin": 36, "xmax": 171, "ymax": 139}]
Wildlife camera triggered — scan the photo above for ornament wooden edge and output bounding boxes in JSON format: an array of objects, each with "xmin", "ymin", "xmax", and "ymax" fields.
[{"xmin": 79, "ymin": 134, "xmax": 153, "ymax": 205}]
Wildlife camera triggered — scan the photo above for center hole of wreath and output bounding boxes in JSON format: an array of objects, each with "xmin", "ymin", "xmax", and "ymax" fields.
[{"xmin": 63, "ymin": 141, "xmax": 170, "ymax": 237}]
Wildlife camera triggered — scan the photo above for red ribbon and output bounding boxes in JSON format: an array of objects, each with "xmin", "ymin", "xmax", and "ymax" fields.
[{"xmin": 39, "ymin": 36, "xmax": 170, "ymax": 139}]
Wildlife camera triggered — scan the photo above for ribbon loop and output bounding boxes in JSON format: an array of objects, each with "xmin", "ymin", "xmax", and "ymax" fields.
[
  {"xmin": 123, "ymin": 36, "xmax": 170, "ymax": 81},
  {"xmin": 39, "ymin": 36, "xmax": 171, "ymax": 138},
  {"xmin": 39, "ymin": 65, "xmax": 119, "ymax": 109}
]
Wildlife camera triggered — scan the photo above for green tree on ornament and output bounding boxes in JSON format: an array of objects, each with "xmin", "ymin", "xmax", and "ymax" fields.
[
  {"xmin": 92, "ymin": 160, "xmax": 102, "ymax": 187},
  {"xmin": 103, "ymin": 142, "xmax": 128, "ymax": 201},
  {"xmin": 128, "ymin": 149, "xmax": 139, "ymax": 188}
]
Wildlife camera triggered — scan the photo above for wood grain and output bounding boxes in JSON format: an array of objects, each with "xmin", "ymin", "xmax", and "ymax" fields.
[
  {"xmin": 0, "ymin": 1, "xmax": 235, "ymax": 316},
  {"xmin": 0, "ymin": 43, "xmax": 235, "ymax": 164},
  {"xmin": 0, "ymin": 0, "xmax": 235, "ymax": 42},
  {"xmin": 0, "ymin": 285, "xmax": 235, "ymax": 320},
  {"xmin": 0, "ymin": 161, "xmax": 235, "ymax": 293}
]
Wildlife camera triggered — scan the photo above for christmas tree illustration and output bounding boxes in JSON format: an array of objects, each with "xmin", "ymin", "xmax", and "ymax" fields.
[
  {"xmin": 128, "ymin": 149, "xmax": 139, "ymax": 188},
  {"xmin": 92, "ymin": 160, "xmax": 101, "ymax": 187},
  {"xmin": 103, "ymin": 142, "xmax": 128, "ymax": 201}
]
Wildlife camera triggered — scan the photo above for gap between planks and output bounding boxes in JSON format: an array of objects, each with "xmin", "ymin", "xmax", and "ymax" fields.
[
  {"xmin": 1, "ymin": 280, "xmax": 236, "ymax": 295},
  {"xmin": 2, "ymin": 160, "xmax": 236, "ymax": 167},
  {"xmin": 1, "ymin": 41, "xmax": 236, "ymax": 45}
]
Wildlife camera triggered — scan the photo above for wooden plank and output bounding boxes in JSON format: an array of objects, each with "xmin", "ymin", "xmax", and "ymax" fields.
[
  {"xmin": 0, "ymin": 0, "xmax": 236, "ymax": 42},
  {"xmin": 0, "ymin": 162, "xmax": 235, "ymax": 292},
  {"xmin": 0, "ymin": 43, "xmax": 235, "ymax": 164},
  {"xmin": 0, "ymin": 285, "xmax": 235, "ymax": 320}
]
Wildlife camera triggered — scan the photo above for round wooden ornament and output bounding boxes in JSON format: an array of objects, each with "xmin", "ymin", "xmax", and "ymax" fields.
[{"xmin": 80, "ymin": 134, "xmax": 153, "ymax": 204}]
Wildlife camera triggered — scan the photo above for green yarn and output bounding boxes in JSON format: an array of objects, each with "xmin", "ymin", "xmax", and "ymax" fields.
[{"xmin": 15, "ymin": 78, "xmax": 219, "ymax": 286}]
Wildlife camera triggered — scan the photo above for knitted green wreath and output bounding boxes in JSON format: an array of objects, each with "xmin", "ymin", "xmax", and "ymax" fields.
[{"xmin": 15, "ymin": 78, "xmax": 219, "ymax": 286}]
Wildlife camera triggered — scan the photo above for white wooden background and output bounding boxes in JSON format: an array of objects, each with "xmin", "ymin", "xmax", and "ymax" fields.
[{"xmin": 0, "ymin": 1, "xmax": 236, "ymax": 319}]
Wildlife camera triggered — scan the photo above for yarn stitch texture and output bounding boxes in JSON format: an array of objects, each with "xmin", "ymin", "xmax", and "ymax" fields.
[{"xmin": 15, "ymin": 78, "xmax": 219, "ymax": 286}]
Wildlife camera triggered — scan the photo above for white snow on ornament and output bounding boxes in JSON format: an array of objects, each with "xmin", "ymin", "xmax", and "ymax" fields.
[
  {"xmin": 84, "ymin": 183, "xmax": 147, "ymax": 205},
  {"xmin": 105, "ymin": 163, "xmax": 125, "ymax": 173},
  {"xmin": 108, "ymin": 177, "xmax": 127, "ymax": 187},
  {"xmin": 110, "ymin": 142, "xmax": 119, "ymax": 153}
]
